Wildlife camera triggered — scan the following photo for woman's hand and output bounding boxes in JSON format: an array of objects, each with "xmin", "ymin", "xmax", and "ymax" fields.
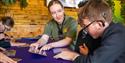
[
  {"xmin": 39, "ymin": 43, "xmax": 53, "ymax": 53},
  {"xmin": 29, "ymin": 43, "xmax": 40, "ymax": 53}
]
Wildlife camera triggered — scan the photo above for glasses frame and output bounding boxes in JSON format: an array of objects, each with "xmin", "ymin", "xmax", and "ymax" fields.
[
  {"xmin": 81, "ymin": 20, "xmax": 104, "ymax": 39},
  {"xmin": 82, "ymin": 21, "xmax": 96, "ymax": 30},
  {"xmin": 81, "ymin": 21, "xmax": 96, "ymax": 39}
]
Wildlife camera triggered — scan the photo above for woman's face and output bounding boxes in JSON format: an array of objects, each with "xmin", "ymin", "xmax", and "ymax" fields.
[{"xmin": 49, "ymin": 4, "xmax": 64, "ymax": 24}]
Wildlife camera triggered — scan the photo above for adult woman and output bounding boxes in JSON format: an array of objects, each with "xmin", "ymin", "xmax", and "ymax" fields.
[{"xmin": 30, "ymin": 0, "xmax": 77, "ymax": 54}]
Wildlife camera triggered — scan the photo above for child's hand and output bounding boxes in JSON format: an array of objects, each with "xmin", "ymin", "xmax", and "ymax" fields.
[
  {"xmin": 79, "ymin": 43, "xmax": 89, "ymax": 55},
  {"xmin": 0, "ymin": 33, "xmax": 5, "ymax": 40},
  {"xmin": 0, "ymin": 52, "xmax": 17, "ymax": 63},
  {"xmin": 54, "ymin": 50, "xmax": 79, "ymax": 61}
]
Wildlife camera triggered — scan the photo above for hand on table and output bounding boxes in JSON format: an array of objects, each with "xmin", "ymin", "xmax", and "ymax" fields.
[
  {"xmin": 53, "ymin": 50, "xmax": 79, "ymax": 61},
  {"xmin": 39, "ymin": 43, "xmax": 53, "ymax": 53},
  {"xmin": 29, "ymin": 43, "xmax": 40, "ymax": 53},
  {"xmin": 11, "ymin": 42, "xmax": 29, "ymax": 47},
  {"xmin": 79, "ymin": 43, "xmax": 89, "ymax": 55},
  {"xmin": 0, "ymin": 52, "xmax": 17, "ymax": 63},
  {"xmin": 0, "ymin": 33, "xmax": 5, "ymax": 40}
]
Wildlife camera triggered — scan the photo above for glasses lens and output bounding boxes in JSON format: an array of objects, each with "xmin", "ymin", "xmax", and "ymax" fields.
[{"xmin": 82, "ymin": 29, "xmax": 88, "ymax": 39}]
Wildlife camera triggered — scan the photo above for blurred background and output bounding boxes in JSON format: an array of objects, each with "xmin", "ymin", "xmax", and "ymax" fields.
[{"xmin": 0, "ymin": 0, "xmax": 124, "ymax": 38}]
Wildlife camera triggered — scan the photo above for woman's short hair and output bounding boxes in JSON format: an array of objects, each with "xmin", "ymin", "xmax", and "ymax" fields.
[{"xmin": 48, "ymin": 0, "xmax": 64, "ymax": 12}]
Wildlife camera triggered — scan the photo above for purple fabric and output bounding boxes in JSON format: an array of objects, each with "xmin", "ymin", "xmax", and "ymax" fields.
[{"xmin": 9, "ymin": 38, "xmax": 73, "ymax": 63}]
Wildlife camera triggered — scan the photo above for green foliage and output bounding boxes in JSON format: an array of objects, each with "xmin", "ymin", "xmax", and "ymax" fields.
[
  {"xmin": 121, "ymin": 3, "xmax": 125, "ymax": 23},
  {"xmin": 20, "ymin": 0, "xmax": 28, "ymax": 8},
  {"xmin": 0, "ymin": 0, "xmax": 28, "ymax": 8},
  {"xmin": 107, "ymin": 0, "xmax": 114, "ymax": 8},
  {"xmin": 113, "ymin": 15, "xmax": 124, "ymax": 23},
  {"xmin": 1, "ymin": 0, "xmax": 16, "ymax": 6},
  {"xmin": 107, "ymin": 0, "xmax": 125, "ymax": 24}
]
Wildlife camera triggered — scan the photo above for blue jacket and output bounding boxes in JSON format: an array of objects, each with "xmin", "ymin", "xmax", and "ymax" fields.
[{"xmin": 74, "ymin": 22, "xmax": 125, "ymax": 63}]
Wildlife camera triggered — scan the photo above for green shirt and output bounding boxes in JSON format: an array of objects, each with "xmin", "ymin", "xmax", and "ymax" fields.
[{"xmin": 43, "ymin": 16, "xmax": 77, "ymax": 49}]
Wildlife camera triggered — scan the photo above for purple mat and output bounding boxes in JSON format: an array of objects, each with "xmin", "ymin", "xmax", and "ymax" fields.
[{"xmin": 10, "ymin": 38, "xmax": 73, "ymax": 63}]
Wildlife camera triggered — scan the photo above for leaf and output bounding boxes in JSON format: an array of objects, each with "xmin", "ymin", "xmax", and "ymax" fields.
[
  {"xmin": 2, "ymin": 0, "xmax": 10, "ymax": 5},
  {"xmin": 9, "ymin": 0, "xmax": 16, "ymax": 4},
  {"xmin": 20, "ymin": 0, "xmax": 28, "ymax": 8}
]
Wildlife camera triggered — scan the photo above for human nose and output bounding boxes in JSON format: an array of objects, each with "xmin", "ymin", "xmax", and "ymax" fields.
[{"xmin": 55, "ymin": 13, "xmax": 60, "ymax": 18}]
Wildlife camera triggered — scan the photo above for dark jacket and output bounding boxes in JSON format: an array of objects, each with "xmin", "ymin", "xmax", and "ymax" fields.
[
  {"xmin": 75, "ymin": 28, "xmax": 101, "ymax": 55},
  {"xmin": 74, "ymin": 22, "xmax": 125, "ymax": 63},
  {"xmin": 0, "ymin": 39, "xmax": 11, "ymax": 48}
]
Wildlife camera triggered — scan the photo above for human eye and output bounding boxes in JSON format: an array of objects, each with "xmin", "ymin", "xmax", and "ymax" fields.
[
  {"xmin": 57, "ymin": 9, "xmax": 62, "ymax": 13},
  {"xmin": 51, "ymin": 11, "xmax": 56, "ymax": 15}
]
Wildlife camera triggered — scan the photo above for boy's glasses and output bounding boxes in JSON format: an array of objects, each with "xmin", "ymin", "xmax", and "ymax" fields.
[
  {"xmin": 82, "ymin": 21, "xmax": 96, "ymax": 30},
  {"xmin": 81, "ymin": 20, "xmax": 104, "ymax": 38},
  {"xmin": 81, "ymin": 20, "xmax": 99, "ymax": 39}
]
